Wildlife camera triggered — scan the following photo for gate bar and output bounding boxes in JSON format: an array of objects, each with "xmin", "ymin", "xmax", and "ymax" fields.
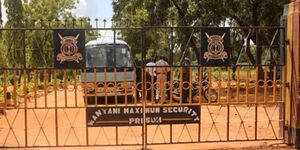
[
  {"xmin": 24, "ymin": 70, "xmax": 28, "ymax": 147},
  {"xmin": 54, "ymin": 70, "xmax": 59, "ymax": 146}
]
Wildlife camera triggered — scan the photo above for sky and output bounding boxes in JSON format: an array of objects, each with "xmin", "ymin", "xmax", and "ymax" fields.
[
  {"xmin": 1, "ymin": 0, "xmax": 114, "ymax": 28},
  {"xmin": 74, "ymin": 0, "xmax": 114, "ymax": 27}
]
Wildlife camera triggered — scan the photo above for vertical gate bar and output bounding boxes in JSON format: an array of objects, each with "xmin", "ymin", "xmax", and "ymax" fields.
[
  {"xmin": 283, "ymin": 102, "xmax": 286, "ymax": 139},
  {"xmin": 246, "ymin": 66, "xmax": 250, "ymax": 103},
  {"xmin": 170, "ymin": 67, "xmax": 174, "ymax": 105},
  {"xmin": 218, "ymin": 67, "xmax": 221, "ymax": 105},
  {"xmin": 113, "ymin": 28, "xmax": 117, "ymax": 105},
  {"xmin": 282, "ymin": 66, "xmax": 286, "ymax": 104},
  {"xmin": 170, "ymin": 124, "xmax": 173, "ymax": 143},
  {"xmin": 282, "ymin": 66, "xmax": 286, "ymax": 139},
  {"xmin": 116, "ymin": 126, "xmax": 118, "ymax": 145},
  {"xmin": 113, "ymin": 29, "xmax": 116, "ymax": 68},
  {"xmin": 264, "ymin": 68, "xmax": 267, "ymax": 103},
  {"xmin": 114, "ymin": 68, "xmax": 117, "ymax": 106},
  {"xmin": 180, "ymin": 67, "xmax": 183, "ymax": 105},
  {"xmin": 54, "ymin": 70, "xmax": 59, "ymax": 146},
  {"xmin": 227, "ymin": 105, "xmax": 230, "ymax": 141},
  {"xmin": 237, "ymin": 66, "xmax": 240, "ymax": 104},
  {"xmin": 170, "ymin": 28, "xmax": 174, "ymax": 66},
  {"xmin": 151, "ymin": 67, "xmax": 155, "ymax": 105},
  {"xmin": 84, "ymin": 69, "xmax": 88, "ymax": 107},
  {"xmin": 34, "ymin": 70, "xmax": 37, "ymax": 108},
  {"xmin": 227, "ymin": 67, "xmax": 231, "ymax": 104},
  {"xmin": 227, "ymin": 67, "xmax": 231, "ymax": 140},
  {"xmin": 104, "ymin": 68, "xmax": 108, "ymax": 106},
  {"xmin": 124, "ymin": 68, "xmax": 128, "ymax": 106},
  {"xmin": 141, "ymin": 28, "xmax": 147, "ymax": 150},
  {"xmin": 23, "ymin": 30, "xmax": 26, "ymax": 68},
  {"xmin": 142, "ymin": 68, "xmax": 147, "ymax": 148},
  {"xmin": 83, "ymin": 69, "xmax": 89, "ymax": 145},
  {"xmin": 24, "ymin": 70, "xmax": 28, "ymax": 147},
  {"xmin": 255, "ymin": 104, "xmax": 258, "ymax": 140},
  {"xmin": 145, "ymin": 66, "xmax": 148, "ymax": 103},
  {"xmin": 199, "ymin": 67, "xmax": 203, "ymax": 105},
  {"xmin": 255, "ymin": 67, "xmax": 258, "ymax": 140},
  {"xmin": 282, "ymin": 27, "xmax": 286, "ymax": 66},
  {"xmin": 3, "ymin": 70, "xmax": 7, "ymax": 109},
  {"xmin": 273, "ymin": 66, "xmax": 277, "ymax": 103},
  {"xmin": 255, "ymin": 67, "xmax": 258, "ymax": 103},
  {"xmin": 44, "ymin": 70, "xmax": 48, "ymax": 108},
  {"xmin": 134, "ymin": 68, "xmax": 137, "ymax": 105},
  {"xmin": 255, "ymin": 28, "xmax": 259, "ymax": 66},
  {"xmin": 189, "ymin": 67, "xmax": 192, "ymax": 104},
  {"xmin": 63, "ymin": 69, "xmax": 67, "ymax": 107},
  {"xmin": 93, "ymin": 68, "xmax": 97, "ymax": 106},
  {"xmin": 208, "ymin": 67, "xmax": 212, "ymax": 104},
  {"xmin": 198, "ymin": 109, "xmax": 201, "ymax": 142},
  {"xmin": 74, "ymin": 70, "xmax": 78, "ymax": 107},
  {"xmin": 13, "ymin": 70, "xmax": 17, "ymax": 108},
  {"xmin": 198, "ymin": 67, "xmax": 203, "ymax": 142}
]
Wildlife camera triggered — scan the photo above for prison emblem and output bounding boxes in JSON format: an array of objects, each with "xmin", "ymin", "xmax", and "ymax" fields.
[
  {"xmin": 57, "ymin": 33, "xmax": 83, "ymax": 63},
  {"xmin": 203, "ymin": 33, "xmax": 228, "ymax": 62}
]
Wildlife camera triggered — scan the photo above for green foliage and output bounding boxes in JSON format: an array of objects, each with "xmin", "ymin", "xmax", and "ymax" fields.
[
  {"xmin": 0, "ymin": 0, "xmax": 99, "ymax": 68},
  {"xmin": 3, "ymin": 0, "xmax": 24, "ymax": 67},
  {"xmin": 4, "ymin": 0, "xmax": 23, "ymax": 27},
  {"xmin": 112, "ymin": 0, "xmax": 289, "ymax": 65}
]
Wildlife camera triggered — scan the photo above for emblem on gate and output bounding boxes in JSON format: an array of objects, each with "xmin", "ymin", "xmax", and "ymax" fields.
[
  {"xmin": 203, "ymin": 33, "xmax": 228, "ymax": 62},
  {"xmin": 56, "ymin": 34, "xmax": 83, "ymax": 64}
]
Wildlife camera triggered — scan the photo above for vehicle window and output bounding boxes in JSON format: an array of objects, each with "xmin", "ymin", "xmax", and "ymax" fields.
[
  {"xmin": 116, "ymin": 47, "xmax": 132, "ymax": 67},
  {"xmin": 86, "ymin": 45, "xmax": 132, "ymax": 67}
]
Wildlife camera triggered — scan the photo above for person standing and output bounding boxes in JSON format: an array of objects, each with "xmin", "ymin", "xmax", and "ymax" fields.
[
  {"xmin": 182, "ymin": 57, "xmax": 191, "ymax": 103},
  {"xmin": 154, "ymin": 57, "xmax": 171, "ymax": 104},
  {"xmin": 145, "ymin": 59, "xmax": 156, "ymax": 101}
]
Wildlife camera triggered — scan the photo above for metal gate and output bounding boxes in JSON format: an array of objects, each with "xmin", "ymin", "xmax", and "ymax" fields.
[{"xmin": 0, "ymin": 24, "xmax": 286, "ymax": 148}]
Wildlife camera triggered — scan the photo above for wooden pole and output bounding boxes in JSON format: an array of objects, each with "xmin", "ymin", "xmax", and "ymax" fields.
[{"xmin": 285, "ymin": 0, "xmax": 300, "ymax": 147}]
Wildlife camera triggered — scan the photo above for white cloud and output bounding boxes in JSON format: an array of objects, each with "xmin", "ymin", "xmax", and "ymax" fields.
[
  {"xmin": 74, "ymin": 0, "xmax": 113, "ymax": 28},
  {"xmin": 0, "ymin": 0, "xmax": 114, "ymax": 28}
]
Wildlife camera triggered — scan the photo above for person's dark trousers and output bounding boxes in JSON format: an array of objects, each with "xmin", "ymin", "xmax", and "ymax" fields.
[
  {"xmin": 146, "ymin": 73, "xmax": 157, "ymax": 101},
  {"xmin": 166, "ymin": 72, "xmax": 171, "ymax": 100}
]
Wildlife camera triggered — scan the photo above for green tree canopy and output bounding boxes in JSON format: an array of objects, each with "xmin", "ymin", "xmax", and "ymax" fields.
[
  {"xmin": 0, "ymin": 0, "xmax": 98, "ymax": 68},
  {"xmin": 113, "ymin": 0, "xmax": 289, "ymax": 66}
]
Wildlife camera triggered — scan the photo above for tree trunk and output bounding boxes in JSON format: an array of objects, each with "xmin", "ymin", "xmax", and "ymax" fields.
[
  {"xmin": 170, "ymin": 0, "xmax": 201, "ymax": 65},
  {"xmin": 246, "ymin": 38, "xmax": 256, "ymax": 64}
]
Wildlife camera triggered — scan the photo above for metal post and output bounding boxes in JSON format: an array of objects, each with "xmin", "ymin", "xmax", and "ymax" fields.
[
  {"xmin": 141, "ymin": 28, "xmax": 148, "ymax": 150},
  {"xmin": 24, "ymin": 70, "xmax": 28, "ymax": 147},
  {"xmin": 54, "ymin": 70, "xmax": 59, "ymax": 146}
]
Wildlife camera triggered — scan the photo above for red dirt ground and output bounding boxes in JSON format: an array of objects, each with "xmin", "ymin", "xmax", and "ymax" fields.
[{"xmin": 0, "ymin": 85, "xmax": 292, "ymax": 150}]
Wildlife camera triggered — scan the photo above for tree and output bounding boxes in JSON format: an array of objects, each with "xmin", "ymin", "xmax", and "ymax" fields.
[
  {"xmin": 0, "ymin": 0, "xmax": 99, "ymax": 84},
  {"xmin": 22, "ymin": 0, "xmax": 89, "ymax": 67},
  {"xmin": 4, "ymin": 0, "xmax": 24, "ymax": 67},
  {"xmin": 112, "ymin": 0, "xmax": 290, "ymax": 78}
]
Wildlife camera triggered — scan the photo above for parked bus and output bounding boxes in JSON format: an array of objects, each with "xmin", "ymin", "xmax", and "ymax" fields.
[{"xmin": 82, "ymin": 38, "xmax": 137, "ymax": 104}]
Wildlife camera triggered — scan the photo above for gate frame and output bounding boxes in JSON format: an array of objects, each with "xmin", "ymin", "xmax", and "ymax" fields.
[{"xmin": 0, "ymin": 25, "xmax": 288, "ymax": 149}]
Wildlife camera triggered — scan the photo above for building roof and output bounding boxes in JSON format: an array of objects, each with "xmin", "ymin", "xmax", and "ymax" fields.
[{"xmin": 86, "ymin": 37, "xmax": 128, "ymax": 47}]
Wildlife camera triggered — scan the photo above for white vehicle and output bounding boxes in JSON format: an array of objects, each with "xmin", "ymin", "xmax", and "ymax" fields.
[{"xmin": 83, "ymin": 38, "xmax": 136, "ymax": 104}]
